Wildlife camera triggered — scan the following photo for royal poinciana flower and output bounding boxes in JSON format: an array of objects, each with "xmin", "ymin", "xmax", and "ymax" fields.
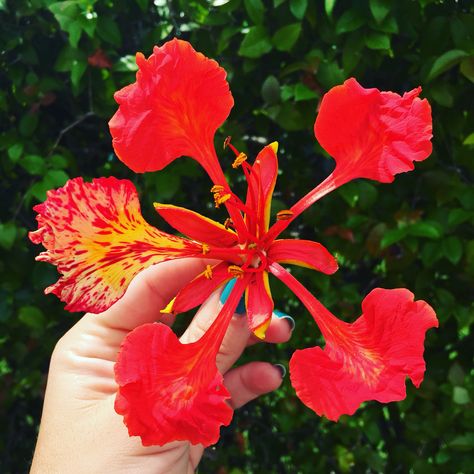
[{"xmin": 30, "ymin": 39, "xmax": 438, "ymax": 447}]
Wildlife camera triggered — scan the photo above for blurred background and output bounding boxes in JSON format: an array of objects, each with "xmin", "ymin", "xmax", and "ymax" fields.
[{"xmin": 1, "ymin": 0, "xmax": 473, "ymax": 472}]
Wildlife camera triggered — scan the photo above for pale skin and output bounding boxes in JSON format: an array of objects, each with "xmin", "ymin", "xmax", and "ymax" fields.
[{"xmin": 30, "ymin": 259, "xmax": 292, "ymax": 474}]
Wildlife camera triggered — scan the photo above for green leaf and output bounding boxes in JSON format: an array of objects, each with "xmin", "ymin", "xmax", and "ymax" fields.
[
  {"xmin": 365, "ymin": 31, "xmax": 390, "ymax": 50},
  {"xmin": 21, "ymin": 155, "xmax": 45, "ymax": 175},
  {"xmin": 453, "ymin": 386, "xmax": 470, "ymax": 405},
  {"xmin": 294, "ymin": 83, "xmax": 318, "ymax": 101},
  {"xmin": 448, "ymin": 208, "xmax": 472, "ymax": 226},
  {"xmin": 261, "ymin": 75, "xmax": 280, "ymax": 104},
  {"xmin": 238, "ymin": 26, "xmax": 272, "ymax": 58},
  {"xmin": 273, "ymin": 23, "xmax": 302, "ymax": 51},
  {"xmin": 463, "ymin": 132, "xmax": 474, "ymax": 145},
  {"xmin": 19, "ymin": 113, "xmax": 39, "ymax": 137},
  {"xmin": 443, "ymin": 236, "xmax": 462, "ymax": 264},
  {"xmin": 408, "ymin": 221, "xmax": 442, "ymax": 239},
  {"xmin": 244, "ymin": 0, "xmax": 264, "ymax": 24},
  {"xmin": 71, "ymin": 59, "xmax": 87, "ymax": 88},
  {"xmin": 113, "ymin": 55, "xmax": 138, "ymax": 72},
  {"xmin": 0, "ymin": 222, "xmax": 17, "ymax": 250},
  {"xmin": 55, "ymin": 45, "xmax": 87, "ymax": 72},
  {"xmin": 342, "ymin": 33, "xmax": 364, "ymax": 73},
  {"xmin": 19, "ymin": 306, "xmax": 45, "ymax": 331},
  {"xmin": 8, "ymin": 143, "xmax": 23, "ymax": 163},
  {"xmin": 336, "ymin": 9, "xmax": 365, "ymax": 34},
  {"xmin": 380, "ymin": 227, "xmax": 408, "ymax": 248},
  {"xmin": 325, "ymin": 0, "xmax": 336, "ymax": 17},
  {"xmin": 460, "ymin": 57, "xmax": 474, "ymax": 83},
  {"xmin": 369, "ymin": 0, "xmax": 391, "ymax": 24},
  {"xmin": 448, "ymin": 433, "xmax": 474, "ymax": 451},
  {"xmin": 426, "ymin": 49, "xmax": 469, "ymax": 82},
  {"xmin": 318, "ymin": 61, "xmax": 345, "ymax": 88},
  {"xmin": 290, "ymin": 0, "xmax": 307, "ymax": 20},
  {"xmin": 97, "ymin": 16, "xmax": 122, "ymax": 47}
]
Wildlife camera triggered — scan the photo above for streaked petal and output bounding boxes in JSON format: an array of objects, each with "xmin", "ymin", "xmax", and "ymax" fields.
[
  {"xmin": 29, "ymin": 177, "xmax": 201, "ymax": 313},
  {"xmin": 154, "ymin": 203, "xmax": 238, "ymax": 247},
  {"xmin": 114, "ymin": 276, "xmax": 249, "ymax": 446},
  {"xmin": 163, "ymin": 262, "xmax": 231, "ymax": 314},
  {"xmin": 246, "ymin": 142, "xmax": 278, "ymax": 235},
  {"xmin": 245, "ymin": 271, "xmax": 274, "ymax": 339},
  {"xmin": 268, "ymin": 239, "xmax": 338, "ymax": 274},
  {"xmin": 314, "ymin": 78, "xmax": 432, "ymax": 184},
  {"xmin": 109, "ymin": 39, "xmax": 233, "ymax": 180},
  {"xmin": 270, "ymin": 263, "xmax": 438, "ymax": 421}
]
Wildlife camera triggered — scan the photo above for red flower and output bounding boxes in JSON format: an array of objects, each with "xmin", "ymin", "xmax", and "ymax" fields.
[{"xmin": 30, "ymin": 39, "xmax": 437, "ymax": 447}]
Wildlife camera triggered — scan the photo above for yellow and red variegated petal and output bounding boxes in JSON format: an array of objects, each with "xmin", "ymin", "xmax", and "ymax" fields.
[
  {"xmin": 268, "ymin": 239, "xmax": 338, "ymax": 275},
  {"xmin": 314, "ymin": 78, "xmax": 432, "ymax": 184},
  {"xmin": 154, "ymin": 203, "xmax": 238, "ymax": 248},
  {"xmin": 29, "ymin": 177, "xmax": 201, "ymax": 313},
  {"xmin": 163, "ymin": 262, "xmax": 231, "ymax": 315},
  {"xmin": 114, "ymin": 275, "xmax": 249, "ymax": 447},
  {"xmin": 245, "ymin": 142, "xmax": 278, "ymax": 236},
  {"xmin": 245, "ymin": 271, "xmax": 274, "ymax": 339},
  {"xmin": 270, "ymin": 263, "xmax": 438, "ymax": 421},
  {"xmin": 109, "ymin": 39, "xmax": 233, "ymax": 181}
]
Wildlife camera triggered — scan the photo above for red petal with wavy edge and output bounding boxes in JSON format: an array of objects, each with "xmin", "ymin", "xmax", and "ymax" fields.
[
  {"xmin": 29, "ymin": 177, "xmax": 201, "ymax": 313},
  {"xmin": 245, "ymin": 271, "xmax": 274, "ymax": 339},
  {"xmin": 268, "ymin": 239, "xmax": 338, "ymax": 274},
  {"xmin": 314, "ymin": 78, "xmax": 432, "ymax": 184},
  {"xmin": 154, "ymin": 203, "xmax": 238, "ymax": 248},
  {"xmin": 109, "ymin": 39, "xmax": 233, "ymax": 180},
  {"xmin": 245, "ymin": 143, "xmax": 279, "ymax": 236},
  {"xmin": 163, "ymin": 262, "xmax": 231, "ymax": 314},
  {"xmin": 114, "ymin": 276, "xmax": 249, "ymax": 446},
  {"xmin": 270, "ymin": 263, "xmax": 438, "ymax": 421}
]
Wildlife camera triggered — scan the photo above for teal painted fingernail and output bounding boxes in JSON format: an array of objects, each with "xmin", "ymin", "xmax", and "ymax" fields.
[
  {"xmin": 274, "ymin": 364, "xmax": 287, "ymax": 378},
  {"xmin": 220, "ymin": 278, "xmax": 246, "ymax": 314},
  {"xmin": 273, "ymin": 310, "xmax": 295, "ymax": 331}
]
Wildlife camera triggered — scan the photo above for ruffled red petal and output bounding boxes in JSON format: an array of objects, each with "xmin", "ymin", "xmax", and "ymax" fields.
[
  {"xmin": 314, "ymin": 78, "xmax": 432, "ymax": 184},
  {"xmin": 268, "ymin": 239, "xmax": 338, "ymax": 274},
  {"xmin": 109, "ymin": 39, "xmax": 233, "ymax": 180},
  {"xmin": 114, "ymin": 276, "xmax": 249, "ymax": 446},
  {"xmin": 29, "ymin": 177, "xmax": 201, "ymax": 313},
  {"xmin": 154, "ymin": 203, "xmax": 238, "ymax": 248},
  {"xmin": 114, "ymin": 323, "xmax": 232, "ymax": 446},
  {"xmin": 270, "ymin": 263, "xmax": 438, "ymax": 421},
  {"xmin": 245, "ymin": 271, "xmax": 274, "ymax": 339}
]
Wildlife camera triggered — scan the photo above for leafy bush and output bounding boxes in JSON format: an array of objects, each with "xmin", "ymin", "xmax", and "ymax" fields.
[{"xmin": 0, "ymin": 0, "xmax": 473, "ymax": 472}]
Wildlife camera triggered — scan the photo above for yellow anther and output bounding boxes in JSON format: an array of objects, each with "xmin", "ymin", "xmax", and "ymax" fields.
[
  {"xmin": 201, "ymin": 243, "xmax": 210, "ymax": 255},
  {"xmin": 232, "ymin": 152, "xmax": 248, "ymax": 169},
  {"xmin": 215, "ymin": 193, "xmax": 231, "ymax": 208},
  {"xmin": 211, "ymin": 184, "xmax": 225, "ymax": 193},
  {"xmin": 247, "ymin": 243, "xmax": 257, "ymax": 249},
  {"xmin": 276, "ymin": 209, "xmax": 294, "ymax": 221},
  {"xmin": 228, "ymin": 265, "xmax": 245, "ymax": 278},
  {"xmin": 160, "ymin": 297, "xmax": 176, "ymax": 314},
  {"xmin": 204, "ymin": 264, "xmax": 213, "ymax": 279},
  {"xmin": 224, "ymin": 218, "xmax": 233, "ymax": 229}
]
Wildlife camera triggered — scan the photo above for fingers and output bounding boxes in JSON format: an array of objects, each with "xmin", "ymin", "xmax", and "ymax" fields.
[
  {"xmin": 98, "ymin": 258, "xmax": 212, "ymax": 331},
  {"xmin": 247, "ymin": 311, "xmax": 294, "ymax": 346},
  {"xmin": 224, "ymin": 362, "xmax": 285, "ymax": 409}
]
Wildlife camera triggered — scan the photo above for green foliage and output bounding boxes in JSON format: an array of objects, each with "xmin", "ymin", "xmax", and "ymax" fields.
[{"xmin": 1, "ymin": 0, "xmax": 473, "ymax": 473}]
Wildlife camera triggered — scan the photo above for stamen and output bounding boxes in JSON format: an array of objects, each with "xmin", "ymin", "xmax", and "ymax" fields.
[
  {"xmin": 276, "ymin": 209, "xmax": 294, "ymax": 221},
  {"xmin": 228, "ymin": 265, "xmax": 245, "ymax": 278},
  {"xmin": 204, "ymin": 265, "xmax": 213, "ymax": 279},
  {"xmin": 211, "ymin": 185, "xmax": 231, "ymax": 208},
  {"xmin": 223, "ymin": 136, "xmax": 232, "ymax": 150},
  {"xmin": 247, "ymin": 243, "xmax": 257, "ymax": 250},
  {"xmin": 232, "ymin": 152, "xmax": 248, "ymax": 169},
  {"xmin": 201, "ymin": 243, "xmax": 210, "ymax": 255},
  {"xmin": 224, "ymin": 218, "xmax": 233, "ymax": 230},
  {"xmin": 211, "ymin": 184, "xmax": 225, "ymax": 193}
]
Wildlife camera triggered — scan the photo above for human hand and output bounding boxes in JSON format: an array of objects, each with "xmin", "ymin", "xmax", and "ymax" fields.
[{"xmin": 30, "ymin": 258, "xmax": 293, "ymax": 474}]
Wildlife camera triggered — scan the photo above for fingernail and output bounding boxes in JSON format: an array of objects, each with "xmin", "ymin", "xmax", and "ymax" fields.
[
  {"xmin": 274, "ymin": 364, "xmax": 287, "ymax": 378},
  {"xmin": 220, "ymin": 278, "xmax": 246, "ymax": 315},
  {"xmin": 273, "ymin": 309, "xmax": 295, "ymax": 331}
]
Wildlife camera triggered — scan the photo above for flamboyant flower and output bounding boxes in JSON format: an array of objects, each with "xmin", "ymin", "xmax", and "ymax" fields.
[{"xmin": 30, "ymin": 39, "xmax": 438, "ymax": 447}]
